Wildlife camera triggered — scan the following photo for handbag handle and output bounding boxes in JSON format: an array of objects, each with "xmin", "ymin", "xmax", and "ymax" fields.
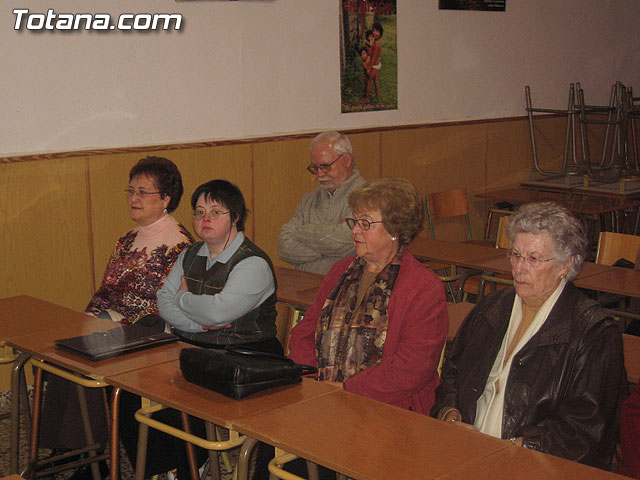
[
  {"xmin": 224, "ymin": 344, "xmax": 295, "ymax": 363},
  {"xmin": 224, "ymin": 345, "xmax": 317, "ymax": 375}
]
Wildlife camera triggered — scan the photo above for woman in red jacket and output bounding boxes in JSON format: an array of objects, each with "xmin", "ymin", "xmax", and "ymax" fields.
[{"xmin": 252, "ymin": 177, "xmax": 448, "ymax": 480}]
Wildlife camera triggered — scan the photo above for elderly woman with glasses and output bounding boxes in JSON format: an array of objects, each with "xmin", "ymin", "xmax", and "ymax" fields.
[
  {"xmin": 253, "ymin": 178, "xmax": 448, "ymax": 480},
  {"xmin": 85, "ymin": 156, "xmax": 194, "ymax": 323},
  {"xmin": 40, "ymin": 156, "xmax": 193, "ymax": 478},
  {"xmin": 433, "ymin": 202, "xmax": 625, "ymax": 470},
  {"xmin": 289, "ymin": 177, "xmax": 448, "ymax": 408}
]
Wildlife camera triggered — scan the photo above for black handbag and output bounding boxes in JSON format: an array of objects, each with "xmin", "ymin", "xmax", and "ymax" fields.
[{"xmin": 179, "ymin": 345, "xmax": 317, "ymax": 400}]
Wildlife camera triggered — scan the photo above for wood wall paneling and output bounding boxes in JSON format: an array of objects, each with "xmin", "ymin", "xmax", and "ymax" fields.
[
  {"xmin": 0, "ymin": 158, "xmax": 93, "ymax": 311},
  {"xmin": 381, "ymin": 125, "xmax": 488, "ymax": 241}
]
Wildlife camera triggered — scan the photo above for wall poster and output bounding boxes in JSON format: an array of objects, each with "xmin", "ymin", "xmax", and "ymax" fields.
[
  {"xmin": 340, "ymin": 0, "xmax": 397, "ymax": 113},
  {"xmin": 439, "ymin": 0, "xmax": 505, "ymax": 12}
]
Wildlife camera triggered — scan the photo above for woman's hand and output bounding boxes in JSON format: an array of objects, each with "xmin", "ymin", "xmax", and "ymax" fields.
[
  {"xmin": 439, "ymin": 407, "xmax": 478, "ymax": 431},
  {"xmin": 179, "ymin": 275, "xmax": 188, "ymax": 291}
]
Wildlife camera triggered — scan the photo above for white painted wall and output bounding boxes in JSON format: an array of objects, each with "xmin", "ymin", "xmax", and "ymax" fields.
[{"xmin": 1, "ymin": 0, "xmax": 638, "ymax": 156}]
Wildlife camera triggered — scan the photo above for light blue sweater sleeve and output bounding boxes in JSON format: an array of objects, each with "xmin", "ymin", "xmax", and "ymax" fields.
[{"xmin": 157, "ymin": 244, "xmax": 275, "ymax": 332}]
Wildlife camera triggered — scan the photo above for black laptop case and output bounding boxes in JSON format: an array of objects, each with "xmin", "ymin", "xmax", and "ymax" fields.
[{"xmin": 55, "ymin": 322, "xmax": 177, "ymax": 361}]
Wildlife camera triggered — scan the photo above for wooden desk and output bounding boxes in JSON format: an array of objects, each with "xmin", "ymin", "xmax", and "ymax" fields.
[
  {"xmin": 0, "ymin": 295, "xmax": 90, "ymax": 341},
  {"xmin": 1, "ymin": 296, "xmax": 189, "ymax": 479},
  {"xmin": 233, "ymin": 389, "xmax": 511, "ymax": 480},
  {"xmin": 574, "ymin": 268, "xmax": 640, "ymax": 299},
  {"xmin": 436, "ymin": 444, "xmax": 628, "ymax": 480},
  {"xmin": 407, "ymin": 238, "xmax": 504, "ymax": 269},
  {"xmin": 105, "ymin": 360, "xmax": 339, "ymax": 431},
  {"xmin": 275, "ymin": 266, "xmax": 324, "ymax": 309},
  {"xmin": 477, "ymin": 187, "xmax": 640, "ymax": 233}
]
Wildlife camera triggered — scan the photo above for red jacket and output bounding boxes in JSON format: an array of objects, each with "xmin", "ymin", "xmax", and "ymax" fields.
[
  {"xmin": 619, "ymin": 382, "xmax": 640, "ymax": 478},
  {"xmin": 288, "ymin": 251, "xmax": 448, "ymax": 415}
]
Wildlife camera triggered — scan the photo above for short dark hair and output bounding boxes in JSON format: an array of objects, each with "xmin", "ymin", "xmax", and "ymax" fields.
[
  {"xmin": 365, "ymin": 29, "xmax": 373, "ymax": 38},
  {"xmin": 372, "ymin": 22, "xmax": 383, "ymax": 37},
  {"xmin": 129, "ymin": 156, "xmax": 183, "ymax": 213},
  {"xmin": 190, "ymin": 179, "xmax": 247, "ymax": 232}
]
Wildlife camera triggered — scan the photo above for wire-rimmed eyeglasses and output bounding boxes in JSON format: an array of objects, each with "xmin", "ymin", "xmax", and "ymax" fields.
[
  {"xmin": 124, "ymin": 188, "xmax": 161, "ymax": 198},
  {"xmin": 306, "ymin": 154, "xmax": 345, "ymax": 175},
  {"xmin": 345, "ymin": 217, "xmax": 383, "ymax": 231},
  {"xmin": 193, "ymin": 209, "xmax": 230, "ymax": 221},
  {"xmin": 506, "ymin": 249, "xmax": 555, "ymax": 268}
]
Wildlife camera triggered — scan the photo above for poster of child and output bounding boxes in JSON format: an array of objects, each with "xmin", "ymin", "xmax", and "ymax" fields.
[{"xmin": 340, "ymin": 0, "xmax": 397, "ymax": 113}]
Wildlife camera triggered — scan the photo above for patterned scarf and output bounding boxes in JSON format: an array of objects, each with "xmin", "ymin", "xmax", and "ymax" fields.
[{"xmin": 315, "ymin": 247, "xmax": 403, "ymax": 382}]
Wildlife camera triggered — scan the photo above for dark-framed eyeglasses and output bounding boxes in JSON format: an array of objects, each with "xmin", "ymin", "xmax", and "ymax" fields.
[
  {"xmin": 193, "ymin": 208, "xmax": 230, "ymax": 221},
  {"xmin": 124, "ymin": 188, "xmax": 161, "ymax": 198},
  {"xmin": 345, "ymin": 217, "xmax": 383, "ymax": 231},
  {"xmin": 506, "ymin": 249, "xmax": 555, "ymax": 268},
  {"xmin": 306, "ymin": 154, "xmax": 345, "ymax": 175}
]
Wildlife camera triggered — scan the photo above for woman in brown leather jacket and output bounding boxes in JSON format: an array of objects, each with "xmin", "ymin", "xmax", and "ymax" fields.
[{"xmin": 432, "ymin": 202, "xmax": 626, "ymax": 469}]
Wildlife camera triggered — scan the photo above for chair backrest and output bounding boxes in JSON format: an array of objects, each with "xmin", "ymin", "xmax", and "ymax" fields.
[
  {"xmin": 426, "ymin": 188, "xmax": 473, "ymax": 241},
  {"xmin": 596, "ymin": 232, "xmax": 640, "ymax": 266},
  {"xmin": 495, "ymin": 215, "xmax": 511, "ymax": 249}
]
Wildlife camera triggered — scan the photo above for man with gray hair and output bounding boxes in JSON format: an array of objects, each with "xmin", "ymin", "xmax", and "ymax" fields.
[{"xmin": 278, "ymin": 131, "xmax": 367, "ymax": 274}]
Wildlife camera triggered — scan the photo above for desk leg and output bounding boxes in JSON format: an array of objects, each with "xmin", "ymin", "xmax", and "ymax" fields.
[
  {"xmin": 236, "ymin": 437, "xmax": 258, "ymax": 480},
  {"xmin": 110, "ymin": 387, "xmax": 121, "ymax": 480},
  {"xmin": 181, "ymin": 412, "xmax": 199, "ymax": 480},
  {"xmin": 26, "ymin": 365, "xmax": 43, "ymax": 479},
  {"xmin": 10, "ymin": 352, "xmax": 30, "ymax": 475}
]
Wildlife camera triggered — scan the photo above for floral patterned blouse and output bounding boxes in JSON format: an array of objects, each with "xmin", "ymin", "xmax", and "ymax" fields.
[{"xmin": 86, "ymin": 214, "xmax": 194, "ymax": 324}]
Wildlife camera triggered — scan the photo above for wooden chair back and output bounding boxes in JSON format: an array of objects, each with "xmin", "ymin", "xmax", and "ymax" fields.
[
  {"xmin": 596, "ymin": 232, "xmax": 640, "ymax": 266},
  {"xmin": 426, "ymin": 188, "xmax": 473, "ymax": 241},
  {"xmin": 495, "ymin": 215, "xmax": 511, "ymax": 249}
]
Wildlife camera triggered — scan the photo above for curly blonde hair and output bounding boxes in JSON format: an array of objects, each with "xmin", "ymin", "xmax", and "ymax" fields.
[{"xmin": 348, "ymin": 177, "xmax": 425, "ymax": 245}]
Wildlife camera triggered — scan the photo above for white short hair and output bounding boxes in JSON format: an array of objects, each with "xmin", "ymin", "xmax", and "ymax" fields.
[{"xmin": 309, "ymin": 131, "xmax": 353, "ymax": 159}]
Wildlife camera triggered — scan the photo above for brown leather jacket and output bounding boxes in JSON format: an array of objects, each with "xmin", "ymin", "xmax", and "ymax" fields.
[{"xmin": 433, "ymin": 283, "xmax": 626, "ymax": 469}]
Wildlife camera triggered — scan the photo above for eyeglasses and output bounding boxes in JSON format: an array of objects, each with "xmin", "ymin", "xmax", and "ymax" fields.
[
  {"xmin": 345, "ymin": 217, "xmax": 383, "ymax": 231},
  {"xmin": 193, "ymin": 208, "xmax": 230, "ymax": 221},
  {"xmin": 506, "ymin": 249, "xmax": 555, "ymax": 268},
  {"xmin": 306, "ymin": 154, "xmax": 345, "ymax": 175},
  {"xmin": 124, "ymin": 188, "xmax": 161, "ymax": 198}
]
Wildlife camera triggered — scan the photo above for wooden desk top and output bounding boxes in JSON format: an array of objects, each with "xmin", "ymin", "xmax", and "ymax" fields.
[
  {"xmin": 233, "ymin": 389, "xmax": 511, "ymax": 480},
  {"xmin": 0, "ymin": 295, "xmax": 89, "ymax": 341},
  {"xmin": 478, "ymin": 187, "xmax": 640, "ymax": 214},
  {"xmin": 275, "ymin": 266, "xmax": 324, "ymax": 294},
  {"xmin": 574, "ymin": 268, "xmax": 640, "ymax": 299},
  {"xmin": 5, "ymin": 313, "xmax": 187, "ymax": 381},
  {"xmin": 407, "ymin": 238, "xmax": 504, "ymax": 269},
  {"xmin": 476, "ymin": 188, "xmax": 566, "ymax": 205},
  {"xmin": 436, "ymin": 444, "xmax": 628, "ymax": 480},
  {"xmin": 105, "ymin": 360, "xmax": 339, "ymax": 430},
  {"xmin": 275, "ymin": 266, "xmax": 324, "ymax": 309}
]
